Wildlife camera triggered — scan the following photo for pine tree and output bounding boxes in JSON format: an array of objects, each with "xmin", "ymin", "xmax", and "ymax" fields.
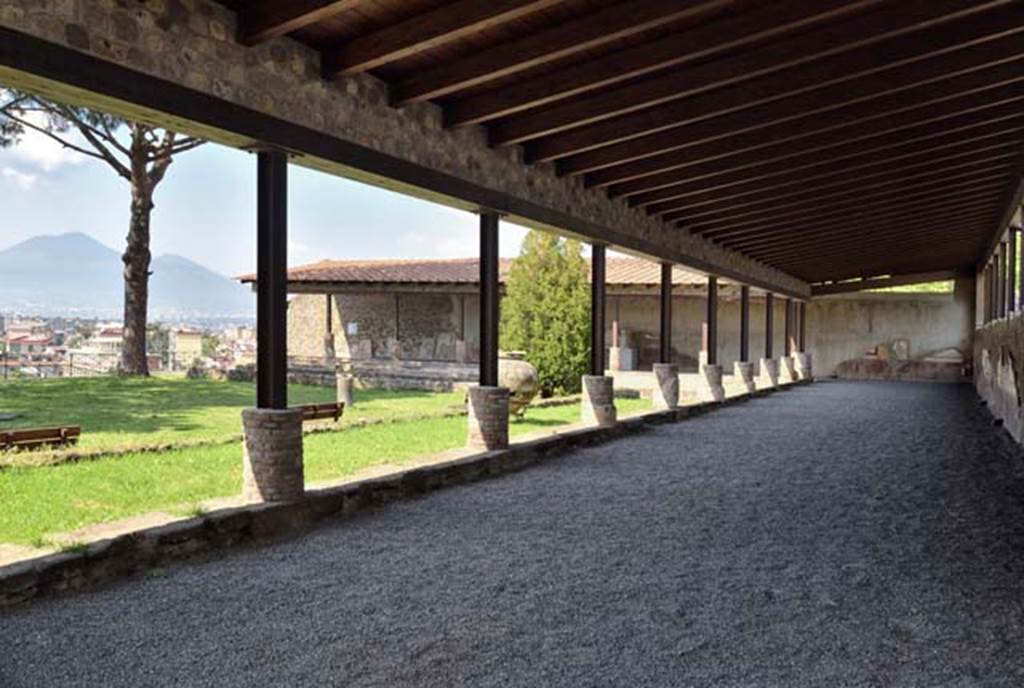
[{"xmin": 501, "ymin": 230, "xmax": 591, "ymax": 396}]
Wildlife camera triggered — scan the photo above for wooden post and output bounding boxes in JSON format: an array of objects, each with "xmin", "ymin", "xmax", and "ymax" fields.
[
  {"xmin": 794, "ymin": 303, "xmax": 802, "ymax": 352},
  {"xmin": 591, "ymin": 244, "xmax": 607, "ymax": 375},
  {"xmin": 997, "ymin": 243, "xmax": 1006, "ymax": 319},
  {"xmin": 702, "ymin": 275, "xmax": 718, "ymax": 366},
  {"xmin": 659, "ymin": 263, "xmax": 673, "ymax": 363},
  {"xmin": 764, "ymin": 292, "xmax": 774, "ymax": 359},
  {"xmin": 479, "ymin": 211, "xmax": 500, "ymax": 387},
  {"xmin": 739, "ymin": 285, "xmax": 750, "ymax": 363},
  {"xmin": 784, "ymin": 298, "xmax": 794, "ymax": 356},
  {"xmin": 256, "ymin": 150, "xmax": 288, "ymax": 410},
  {"xmin": 1009, "ymin": 227, "xmax": 1019, "ymax": 313}
]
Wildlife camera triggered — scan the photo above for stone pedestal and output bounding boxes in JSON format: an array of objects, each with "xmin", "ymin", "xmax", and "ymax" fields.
[
  {"xmin": 581, "ymin": 375, "xmax": 617, "ymax": 426},
  {"xmin": 698, "ymin": 364, "xmax": 725, "ymax": 402},
  {"xmin": 609, "ymin": 346, "xmax": 622, "ymax": 372},
  {"xmin": 757, "ymin": 358, "xmax": 779, "ymax": 388},
  {"xmin": 455, "ymin": 339, "xmax": 468, "ymax": 363},
  {"xmin": 780, "ymin": 356, "xmax": 798, "ymax": 384},
  {"xmin": 795, "ymin": 352, "xmax": 813, "ymax": 381},
  {"xmin": 242, "ymin": 408, "xmax": 305, "ymax": 503},
  {"xmin": 336, "ymin": 372, "xmax": 355, "ymax": 408},
  {"xmin": 734, "ymin": 361, "xmax": 756, "ymax": 394},
  {"xmin": 652, "ymin": 363, "xmax": 679, "ymax": 409},
  {"xmin": 467, "ymin": 386, "xmax": 509, "ymax": 451}
]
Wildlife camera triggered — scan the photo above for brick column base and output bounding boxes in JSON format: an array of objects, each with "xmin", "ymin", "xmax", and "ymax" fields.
[
  {"xmin": 734, "ymin": 361, "xmax": 756, "ymax": 393},
  {"xmin": 652, "ymin": 363, "xmax": 679, "ymax": 409},
  {"xmin": 581, "ymin": 375, "xmax": 617, "ymax": 426},
  {"xmin": 758, "ymin": 358, "xmax": 779, "ymax": 387},
  {"xmin": 795, "ymin": 352, "xmax": 813, "ymax": 381},
  {"xmin": 242, "ymin": 408, "xmax": 305, "ymax": 503},
  {"xmin": 698, "ymin": 364, "xmax": 726, "ymax": 402},
  {"xmin": 779, "ymin": 356, "xmax": 798, "ymax": 384},
  {"xmin": 467, "ymin": 386, "xmax": 509, "ymax": 451}
]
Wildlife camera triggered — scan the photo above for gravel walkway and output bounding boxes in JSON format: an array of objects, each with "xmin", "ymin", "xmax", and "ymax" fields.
[{"xmin": 4, "ymin": 381, "xmax": 1024, "ymax": 687}]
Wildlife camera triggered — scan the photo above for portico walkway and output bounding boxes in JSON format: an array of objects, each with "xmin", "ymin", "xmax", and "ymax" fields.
[{"xmin": 3, "ymin": 381, "xmax": 1024, "ymax": 686}]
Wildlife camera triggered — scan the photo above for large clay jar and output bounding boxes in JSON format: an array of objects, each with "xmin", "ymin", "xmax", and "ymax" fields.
[{"xmin": 498, "ymin": 351, "xmax": 540, "ymax": 416}]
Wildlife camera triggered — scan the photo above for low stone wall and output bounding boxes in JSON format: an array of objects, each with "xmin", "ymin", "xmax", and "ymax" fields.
[
  {"xmin": 834, "ymin": 357, "xmax": 967, "ymax": 382},
  {"xmin": 0, "ymin": 382, "xmax": 810, "ymax": 607},
  {"xmin": 974, "ymin": 314, "xmax": 1024, "ymax": 443}
]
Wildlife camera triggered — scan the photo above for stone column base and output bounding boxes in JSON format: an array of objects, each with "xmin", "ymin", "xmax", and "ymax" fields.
[
  {"xmin": 795, "ymin": 352, "xmax": 813, "ymax": 381},
  {"xmin": 242, "ymin": 408, "xmax": 305, "ymax": 503},
  {"xmin": 652, "ymin": 363, "xmax": 679, "ymax": 409},
  {"xmin": 698, "ymin": 363, "xmax": 726, "ymax": 402},
  {"xmin": 582, "ymin": 375, "xmax": 617, "ymax": 426},
  {"xmin": 467, "ymin": 386, "xmax": 509, "ymax": 451},
  {"xmin": 779, "ymin": 356, "xmax": 798, "ymax": 384},
  {"xmin": 336, "ymin": 373, "xmax": 355, "ymax": 407},
  {"xmin": 734, "ymin": 361, "xmax": 756, "ymax": 394},
  {"xmin": 757, "ymin": 358, "xmax": 779, "ymax": 388}
]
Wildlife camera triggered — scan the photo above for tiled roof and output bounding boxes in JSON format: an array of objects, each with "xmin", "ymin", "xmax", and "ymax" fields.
[{"xmin": 239, "ymin": 257, "xmax": 709, "ymax": 287}]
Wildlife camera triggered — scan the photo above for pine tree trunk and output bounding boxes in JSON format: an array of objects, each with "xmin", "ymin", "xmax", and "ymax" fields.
[{"xmin": 120, "ymin": 183, "xmax": 153, "ymax": 376}]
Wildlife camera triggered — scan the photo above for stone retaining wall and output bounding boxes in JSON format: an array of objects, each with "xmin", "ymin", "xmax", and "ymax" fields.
[{"xmin": 0, "ymin": 381, "xmax": 810, "ymax": 607}]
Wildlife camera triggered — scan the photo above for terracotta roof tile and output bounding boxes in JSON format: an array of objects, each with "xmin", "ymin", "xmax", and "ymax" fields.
[{"xmin": 239, "ymin": 256, "xmax": 709, "ymax": 286}]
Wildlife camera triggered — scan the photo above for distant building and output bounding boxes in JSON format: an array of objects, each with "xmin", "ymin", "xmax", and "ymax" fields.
[
  {"xmin": 6, "ymin": 334, "xmax": 52, "ymax": 356},
  {"xmin": 169, "ymin": 328, "xmax": 204, "ymax": 370},
  {"xmin": 86, "ymin": 326, "xmax": 125, "ymax": 356}
]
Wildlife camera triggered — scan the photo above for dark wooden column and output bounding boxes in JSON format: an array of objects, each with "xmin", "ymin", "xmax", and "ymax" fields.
[
  {"xmin": 784, "ymin": 298, "xmax": 794, "ymax": 356},
  {"xmin": 256, "ymin": 150, "xmax": 288, "ymax": 410},
  {"xmin": 591, "ymin": 244, "xmax": 607, "ymax": 375},
  {"xmin": 739, "ymin": 285, "xmax": 750, "ymax": 363},
  {"xmin": 659, "ymin": 262, "xmax": 673, "ymax": 364},
  {"xmin": 798, "ymin": 301, "xmax": 807, "ymax": 351},
  {"xmin": 764, "ymin": 292, "xmax": 774, "ymax": 359},
  {"xmin": 702, "ymin": 275, "xmax": 718, "ymax": 366},
  {"xmin": 479, "ymin": 211, "xmax": 500, "ymax": 387},
  {"xmin": 997, "ymin": 242, "xmax": 1006, "ymax": 318},
  {"xmin": 1009, "ymin": 227, "xmax": 1019, "ymax": 313}
]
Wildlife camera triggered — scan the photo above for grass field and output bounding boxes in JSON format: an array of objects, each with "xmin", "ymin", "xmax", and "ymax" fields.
[
  {"xmin": 0, "ymin": 377, "xmax": 464, "ymax": 452},
  {"xmin": 0, "ymin": 378, "xmax": 649, "ymax": 546}
]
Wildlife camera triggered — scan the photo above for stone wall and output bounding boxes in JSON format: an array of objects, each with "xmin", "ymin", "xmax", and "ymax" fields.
[
  {"xmin": 974, "ymin": 314, "xmax": 1024, "ymax": 443},
  {"xmin": 0, "ymin": 0, "xmax": 806, "ymax": 299}
]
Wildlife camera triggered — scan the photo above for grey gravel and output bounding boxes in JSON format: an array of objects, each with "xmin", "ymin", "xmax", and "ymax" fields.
[{"xmin": 3, "ymin": 381, "xmax": 1024, "ymax": 687}]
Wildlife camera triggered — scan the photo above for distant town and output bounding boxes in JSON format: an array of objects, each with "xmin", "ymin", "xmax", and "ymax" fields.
[{"xmin": 0, "ymin": 313, "xmax": 256, "ymax": 379}]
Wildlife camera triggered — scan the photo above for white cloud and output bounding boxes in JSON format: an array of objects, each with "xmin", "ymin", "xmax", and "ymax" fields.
[
  {"xmin": 5, "ymin": 111, "xmax": 87, "ymax": 172},
  {"xmin": 1, "ymin": 167, "xmax": 38, "ymax": 191}
]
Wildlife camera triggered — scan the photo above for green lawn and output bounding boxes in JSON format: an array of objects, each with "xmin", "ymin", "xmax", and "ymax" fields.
[
  {"xmin": 0, "ymin": 379, "xmax": 649, "ymax": 546},
  {"xmin": 0, "ymin": 377, "xmax": 464, "ymax": 453}
]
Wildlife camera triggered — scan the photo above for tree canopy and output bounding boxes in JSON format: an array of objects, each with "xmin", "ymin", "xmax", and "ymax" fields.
[{"xmin": 501, "ymin": 230, "xmax": 591, "ymax": 396}]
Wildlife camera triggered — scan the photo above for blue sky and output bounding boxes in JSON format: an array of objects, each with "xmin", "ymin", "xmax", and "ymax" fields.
[{"xmin": 0, "ymin": 129, "xmax": 531, "ymax": 277}]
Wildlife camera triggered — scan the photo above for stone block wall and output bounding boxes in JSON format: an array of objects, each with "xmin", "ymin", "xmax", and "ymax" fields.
[{"xmin": 974, "ymin": 314, "xmax": 1024, "ymax": 444}]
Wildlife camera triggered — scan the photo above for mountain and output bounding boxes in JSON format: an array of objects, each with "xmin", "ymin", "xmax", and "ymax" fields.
[{"xmin": 0, "ymin": 233, "xmax": 253, "ymax": 317}]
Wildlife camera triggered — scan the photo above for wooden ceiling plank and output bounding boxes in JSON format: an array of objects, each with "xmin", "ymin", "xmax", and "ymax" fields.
[
  {"xmin": 446, "ymin": 0, "xmax": 876, "ymax": 127},
  {"xmin": 682, "ymin": 161, "xmax": 1014, "ymax": 231},
  {"xmin": 322, "ymin": 0, "xmax": 564, "ymax": 76},
  {"xmin": 391, "ymin": 0, "xmax": 725, "ymax": 103},
  {"xmin": 240, "ymin": 0, "xmax": 357, "ymax": 45},
  {"xmin": 558, "ymin": 58, "xmax": 1024, "ymax": 176},
  {"xmin": 607, "ymin": 94, "xmax": 1024, "ymax": 198},
  {"xmin": 490, "ymin": 0, "xmax": 1008, "ymax": 145},
  {"xmin": 668, "ymin": 154, "xmax": 1018, "ymax": 226},
  {"xmin": 768, "ymin": 235, "xmax": 988, "ymax": 273},
  {"xmin": 644, "ymin": 129, "xmax": 1022, "ymax": 215},
  {"xmin": 716, "ymin": 186, "xmax": 1004, "ymax": 246},
  {"xmin": 526, "ymin": 26, "xmax": 1024, "ymax": 163}
]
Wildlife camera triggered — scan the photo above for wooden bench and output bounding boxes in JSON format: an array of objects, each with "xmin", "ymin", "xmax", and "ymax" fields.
[
  {"xmin": 294, "ymin": 402, "xmax": 345, "ymax": 423},
  {"xmin": 0, "ymin": 426, "xmax": 81, "ymax": 451}
]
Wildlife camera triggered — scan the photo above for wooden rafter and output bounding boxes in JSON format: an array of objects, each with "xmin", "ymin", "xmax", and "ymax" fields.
[{"xmin": 240, "ymin": 0, "xmax": 356, "ymax": 45}]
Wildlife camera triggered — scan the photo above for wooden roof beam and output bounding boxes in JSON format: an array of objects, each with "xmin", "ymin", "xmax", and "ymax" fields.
[
  {"xmin": 391, "ymin": 0, "xmax": 726, "ymax": 104},
  {"xmin": 608, "ymin": 94, "xmax": 1024, "ymax": 199},
  {"xmin": 443, "ymin": 0, "xmax": 875, "ymax": 127},
  {"xmin": 646, "ymin": 130, "xmax": 1023, "ymax": 216},
  {"xmin": 558, "ymin": 58, "xmax": 1024, "ymax": 176},
  {"xmin": 240, "ymin": 0, "xmax": 356, "ymax": 45},
  {"xmin": 322, "ymin": 0, "xmax": 563, "ymax": 77},
  {"xmin": 682, "ymin": 162, "xmax": 1015, "ymax": 233},
  {"xmin": 811, "ymin": 270, "xmax": 963, "ymax": 296},
  {"xmin": 525, "ymin": 20, "xmax": 1024, "ymax": 162},
  {"xmin": 490, "ymin": 0, "xmax": 1007, "ymax": 145}
]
